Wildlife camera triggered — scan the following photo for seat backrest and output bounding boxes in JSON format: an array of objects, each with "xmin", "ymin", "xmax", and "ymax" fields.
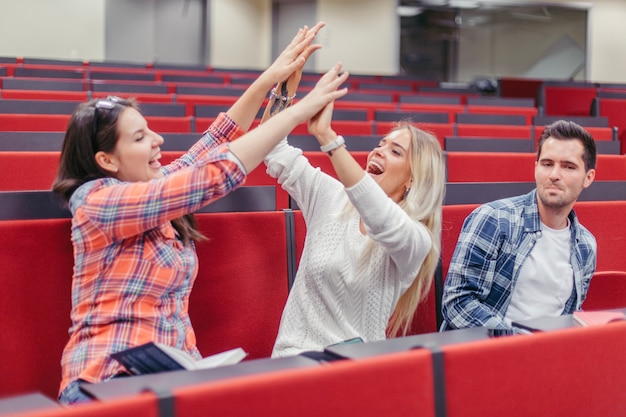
[
  {"xmin": 574, "ymin": 200, "xmax": 626, "ymax": 272},
  {"xmin": 442, "ymin": 323, "xmax": 626, "ymax": 417},
  {"xmin": 0, "ymin": 219, "xmax": 73, "ymax": 399},
  {"xmin": 583, "ymin": 270, "xmax": 626, "ymax": 310},
  {"xmin": 190, "ymin": 212, "xmax": 290, "ymax": 359},
  {"xmin": 446, "ymin": 152, "xmax": 535, "ymax": 182},
  {"xmin": 172, "ymin": 349, "xmax": 436, "ymax": 417}
]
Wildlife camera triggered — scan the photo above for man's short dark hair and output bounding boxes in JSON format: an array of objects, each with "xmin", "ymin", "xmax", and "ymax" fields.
[{"xmin": 537, "ymin": 120, "xmax": 596, "ymax": 171}]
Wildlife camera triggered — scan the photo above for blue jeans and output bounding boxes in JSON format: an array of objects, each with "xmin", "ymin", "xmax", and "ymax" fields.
[{"xmin": 58, "ymin": 379, "xmax": 93, "ymax": 405}]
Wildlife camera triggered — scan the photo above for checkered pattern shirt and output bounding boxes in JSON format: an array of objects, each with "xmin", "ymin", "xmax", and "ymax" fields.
[
  {"xmin": 441, "ymin": 190, "xmax": 596, "ymax": 333},
  {"xmin": 60, "ymin": 113, "xmax": 245, "ymax": 393}
]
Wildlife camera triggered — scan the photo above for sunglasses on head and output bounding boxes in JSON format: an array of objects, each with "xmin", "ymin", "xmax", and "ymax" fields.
[{"xmin": 91, "ymin": 96, "xmax": 125, "ymax": 151}]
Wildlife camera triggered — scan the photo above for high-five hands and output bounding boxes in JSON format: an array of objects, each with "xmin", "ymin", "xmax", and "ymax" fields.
[
  {"xmin": 265, "ymin": 22, "xmax": 326, "ymax": 87},
  {"xmin": 290, "ymin": 62, "xmax": 349, "ymax": 125}
]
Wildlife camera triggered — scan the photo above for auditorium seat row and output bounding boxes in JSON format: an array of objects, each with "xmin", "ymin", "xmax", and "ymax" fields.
[
  {"xmin": 5, "ymin": 320, "xmax": 626, "ymax": 417},
  {"xmin": 1, "ymin": 196, "xmax": 625, "ymax": 401},
  {"xmin": 498, "ymin": 78, "xmax": 626, "ymax": 153},
  {"xmin": 0, "ymin": 149, "xmax": 625, "ymax": 198}
]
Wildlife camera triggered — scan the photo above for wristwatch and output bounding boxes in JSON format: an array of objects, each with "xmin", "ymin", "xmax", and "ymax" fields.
[{"xmin": 319, "ymin": 135, "xmax": 346, "ymax": 156}]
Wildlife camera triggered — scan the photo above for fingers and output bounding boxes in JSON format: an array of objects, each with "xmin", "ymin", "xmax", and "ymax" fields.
[
  {"xmin": 318, "ymin": 62, "xmax": 348, "ymax": 87},
  {"xmin": 299, "ymin": 44, "xmax": 322, "ymax": 62},
  {"xmin": 309, "ymin": 21, "xmax": 326, "ymax": 35}
]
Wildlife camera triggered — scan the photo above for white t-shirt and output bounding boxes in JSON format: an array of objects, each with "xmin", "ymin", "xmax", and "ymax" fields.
[{"xmin": 505, "ymin": 221, "xmax": 573, "ymax": 323}]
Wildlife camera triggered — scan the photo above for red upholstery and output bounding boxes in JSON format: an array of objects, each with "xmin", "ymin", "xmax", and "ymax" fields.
[
  {"xmin": 9, "ymin": 393, "xmax": 159, "ymax": 417},
  {"xmin": 441, "ymin": 204, "xmax": 477, "ymax": 279},
  {"xmin": 0, "ymin": 152, "xmax": 60, "ymax": 191},
  {"xmin": 144, "ymin": 116, "xmax": 192, "ymax": 133},
  {"xmin": 542, "ymin": 85, "xmax": 598, "ymax": 116},
  {"xmin": 597, "ymin": 98, "xmax": 626, "ymax": 153},
  {"xmin": 0, "ymin": 90, "xmax": 88, "ymax": 101},
  {"xmin": 0, "ymin": 114, "xmax": 71, "ymax": 131},
  {"xmin": 190, "ymin": 212, "xmax": 289, "ymax": 360},
  {"xmin": 0, "ymin": 212, "xmax": 291, "ymax": 398},
  {"xmin": 0, "ymin": 219, "xmax": 73, "ymax": 399},
  {"xmin": 409, "ymin": 283, "xmax": 438, "ymax": 335},
  {"xmin": 0, "ymin": 108, "xmax": 184, "ymax": 135},
  {"xmin": 172, "ymin": 349, "xmax": 436, "ymax": 417},
  {"xmin": 446, "ymin": 152, "xmax": 535, "ymax": 182},
  {"xmin": 574, "ymin": 201, "xmax": 626, "ymax": 272},
  {"xmin": 443, "ymin": 323, "xmax": 626, "ymax": 417},
  {"xmin": 446, "ymin": 152, "xmax": 626, "ymax": 182},
  {"xmin": 591, "ymin": 154, "xmax": 626, "ymax": 179},
  {"xmin": 532, "ymin": 125, "xmax": 615, "ymax": 143},
  {"xmin": 583, "ymin": 271, "xmax": 626, "ymax": 310}
]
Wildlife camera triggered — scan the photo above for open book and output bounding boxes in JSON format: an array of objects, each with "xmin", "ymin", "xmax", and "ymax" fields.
[
  {"xmin": 573, "ymin": 310, "xmax": 626, "ymax": 327},
  {"xmin": 111, "ymin": 342, "xmax": 247, "ymax": 375}
]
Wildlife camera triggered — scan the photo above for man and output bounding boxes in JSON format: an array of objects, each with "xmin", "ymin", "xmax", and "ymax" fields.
[{"xmin": 441, "ymin": 120, "xmax": 597, "ymax": 334}]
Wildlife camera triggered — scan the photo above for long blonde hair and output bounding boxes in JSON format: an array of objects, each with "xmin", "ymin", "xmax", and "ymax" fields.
[
  {"xmin": 386, "ymin": 123, "xmax": 445, "ymax": 337},
  {"xmin": 339, "ymin": 123, "xmax": 445, "ymax": 336}
]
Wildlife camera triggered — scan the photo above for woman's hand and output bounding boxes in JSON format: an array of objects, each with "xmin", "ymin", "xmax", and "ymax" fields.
[
  {"xmin": 308, "ymin": 100, "xmax": 336, "ymax": 144},
  {"xmin": 284, "ymin": 22, "xmax": 325, "ymax": 94},
  {"xmin": 263, "ymin": 22, "xmax": 325, "ymax": 87},
  {"xmin": 289, "ymin": 62, "xmax": 349, "ymax": 125}
]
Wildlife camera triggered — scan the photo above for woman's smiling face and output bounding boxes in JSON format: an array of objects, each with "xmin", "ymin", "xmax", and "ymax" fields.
[
  {"xmin": 105, "ymin": 107, "xmax": 165, "ymax": 182},
  {"xmin": 366, "ymin": 128, "xmax": 413, "ymax": 202}
]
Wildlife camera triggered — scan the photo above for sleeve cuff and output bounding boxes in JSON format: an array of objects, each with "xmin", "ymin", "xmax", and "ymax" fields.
[{"xmin": 204, "ymin": 112, "xmax": 246, "ymax": 144}]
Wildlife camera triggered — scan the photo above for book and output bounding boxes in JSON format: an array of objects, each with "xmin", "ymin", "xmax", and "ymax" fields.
[
  {"xmin": 111, "ymin": 342, "xmax": 247, "ymax": 375},
  {"xmin": 572, "ymin": 310, "xmax": 626, "ymax": 327}
]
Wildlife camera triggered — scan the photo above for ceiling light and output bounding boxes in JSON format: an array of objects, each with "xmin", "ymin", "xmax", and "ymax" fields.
[{"xmin": 396, "ymin": 6, "xmax": 424, "ymax": 17}]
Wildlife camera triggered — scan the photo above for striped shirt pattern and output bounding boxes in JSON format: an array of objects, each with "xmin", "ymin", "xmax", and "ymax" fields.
[{"xmin": 60, "ymin": 113, "xmax": 245, "ymax": 393}]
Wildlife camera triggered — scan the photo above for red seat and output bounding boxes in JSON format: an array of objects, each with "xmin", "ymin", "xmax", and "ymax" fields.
[
  {"xmin": 442, "ymin": 323, "xmax": 626, "ymax": 417},
  {"xmin": 582, "ymin": 270, "xmax": 626, "ymax": 310},
  {"xmin": 0, "ymin": 219, "xmax": 73, "ymax": 398},
  {"xmin": 191, "ymin": 212, "xmax": 290, "ymax": 359},
  {"xmin": 172, "ymin": 349, "xmax": 436, "ymax": 417}
]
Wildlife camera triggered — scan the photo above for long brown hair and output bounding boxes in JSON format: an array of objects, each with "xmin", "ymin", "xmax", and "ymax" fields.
[{"xmin": 52, "ymin": 97, "xmax": 204, "ymax": 245}]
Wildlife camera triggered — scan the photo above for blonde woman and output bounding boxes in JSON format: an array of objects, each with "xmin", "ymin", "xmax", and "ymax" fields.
[{"xmin": 264, "ymin": 76, "xmax": 446, "ymax": 358}]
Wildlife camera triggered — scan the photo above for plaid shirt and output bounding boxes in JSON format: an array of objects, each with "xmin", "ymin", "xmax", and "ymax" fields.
[
  {"xmin": 441, "ymin": 190, "xmax": 596, "ymax": 334},
  {"xmin": 60, "ymin": 113, "xmax": 245, "ymax": 393}
]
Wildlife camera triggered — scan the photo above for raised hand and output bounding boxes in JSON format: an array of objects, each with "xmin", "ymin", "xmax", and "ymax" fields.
[
  {"xmin": 284, "ymin": 22, "xmax": 325, "ymax": 93},
  {"xmin": 263, "ymin": 22, "xmax": 325, "ymax": 87},
  {"xmin": 308, "ymin": 99, "xmax": 335, "ymax": 143},
  {"xmin": 289, "ymin": 62, "xmax": 349, "ymax": 124}
]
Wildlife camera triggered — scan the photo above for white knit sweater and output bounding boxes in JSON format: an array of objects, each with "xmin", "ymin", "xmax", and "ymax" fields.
[{"xmin": 266, "ymin": 139, "xmax": 432, "ymax": 357}]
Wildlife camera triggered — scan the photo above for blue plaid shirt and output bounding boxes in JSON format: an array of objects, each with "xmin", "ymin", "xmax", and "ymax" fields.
[{"xmin": 441, "ymin": 189, "xmax": 596, "ymax": 333}]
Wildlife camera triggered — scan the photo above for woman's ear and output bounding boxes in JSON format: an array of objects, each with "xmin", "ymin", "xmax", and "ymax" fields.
[{"xmin": 94, "ymin": 151, "xmax": 119, "ymax": 174}]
